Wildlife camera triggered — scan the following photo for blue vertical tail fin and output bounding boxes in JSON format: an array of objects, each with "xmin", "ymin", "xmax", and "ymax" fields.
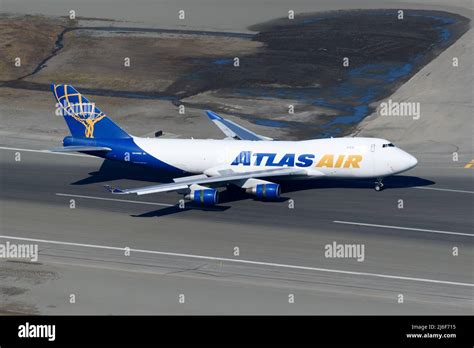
[{"xmin": 51, "ymin": 84, "xmax": 130, "ymax": 139}]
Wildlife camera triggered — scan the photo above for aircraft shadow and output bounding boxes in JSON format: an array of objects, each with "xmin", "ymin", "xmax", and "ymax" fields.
[
  {"xmin": 71, "ymin": 159, "xmax": 176, "ymax": 185},
  {"xmin": 69, "ymin": 160, "xmax": 434, "ymax": 217},
  {"xmin": 281, "ymin": 175, "xmax": 435, "ymax": 193},
  {"xmin": 131, "ymin": 176, "xmax": 434, "ymax": 217},
  {"xmin": 131, "ymin": 204, "xmax": 231, "ymax": 218}
]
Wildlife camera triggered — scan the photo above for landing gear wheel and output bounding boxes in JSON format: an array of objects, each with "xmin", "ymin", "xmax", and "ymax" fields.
[{"xmin": 374, "ymin": 178, "xmax": 384, "ymax": 191}]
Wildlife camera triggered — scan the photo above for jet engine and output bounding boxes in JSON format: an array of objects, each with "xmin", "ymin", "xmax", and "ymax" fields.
[
  {"xmin": 246, "ymin": 183, "xmax": 281, "ymax": 199},
  {"xmin": 185, "ymin": 185, "xmax": 219, "ymax": 205}
]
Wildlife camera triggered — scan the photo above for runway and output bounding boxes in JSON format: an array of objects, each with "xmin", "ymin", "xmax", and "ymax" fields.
[{"xmin": 0, "ymin": 147, "xmax": 472, "ymax": 314}]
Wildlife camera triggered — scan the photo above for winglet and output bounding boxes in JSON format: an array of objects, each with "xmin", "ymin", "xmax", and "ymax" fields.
[
  {"xmin": 206, "ymin": 110, "xmax": 223, "ymax": 121},
  {"xmin": 104, "ymin": 185, "xmax": 124, "ymax": 194},
  {"xmin": 205, "ymin": 110, "xmax": 273, "ymax": 141}
]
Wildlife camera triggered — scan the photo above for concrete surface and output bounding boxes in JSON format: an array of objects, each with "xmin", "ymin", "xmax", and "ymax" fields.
[{"xmin": 0, "ymin": 149, "xmax": 472, "ymax": 314}]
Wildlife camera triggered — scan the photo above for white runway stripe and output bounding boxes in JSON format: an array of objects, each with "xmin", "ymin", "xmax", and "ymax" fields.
[
  {"xmin": 0, "ymin": 235, "xmax": 472, "ymax": 287},
  {"xmin": 333, "ymin": 220, "xmax": 473, "ymax": 237},
  {"xmin": 0, "ymin": 146, "xmax": 94, "ymax": 157},
  {"xmin": 56, "ymin": 193, "xmax": 174, "ymax": 207},
  {"xmin": 414, "ymin": 186, "xmax": 474, "ymax": 194}
]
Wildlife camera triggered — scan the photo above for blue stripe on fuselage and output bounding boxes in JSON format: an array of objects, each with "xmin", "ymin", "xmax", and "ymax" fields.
[{"xmin": 63, "ymin": 136, "xmax": 187, "ymax": 175}]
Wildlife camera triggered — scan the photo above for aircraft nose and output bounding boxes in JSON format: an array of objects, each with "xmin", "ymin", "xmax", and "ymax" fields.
[
  {"xmin": 405, "ymin": 153, "xmax": 418, "ymax": 170},
  {"xmin": 387, "ymin": 149, "xmax": 418, "ymax": 174}
]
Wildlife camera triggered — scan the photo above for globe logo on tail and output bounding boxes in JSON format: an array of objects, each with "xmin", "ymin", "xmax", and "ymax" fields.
[
  {"xmin": 58, "ymin": 98, "xmax": 106, "ymax": 138},
  {"xmin": 53, "ymin": 84, "xmax": 130, "ymax": 139}
]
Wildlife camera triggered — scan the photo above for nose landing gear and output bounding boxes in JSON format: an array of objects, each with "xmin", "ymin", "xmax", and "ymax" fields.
[{"xmin": 374, "ymin": 178, "xmax": 384, "ymax": 191}]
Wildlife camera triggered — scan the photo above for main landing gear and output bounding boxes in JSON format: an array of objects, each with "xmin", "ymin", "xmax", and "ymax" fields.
[{"xmin": 374, "ymin": 178, "xmax": 384, "ymax": 191}]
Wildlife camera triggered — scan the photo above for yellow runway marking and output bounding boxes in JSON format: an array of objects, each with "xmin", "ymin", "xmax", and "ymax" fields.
[{"xmin": 464, "ymin": 159, "xmax": 474, "ymax": 168}]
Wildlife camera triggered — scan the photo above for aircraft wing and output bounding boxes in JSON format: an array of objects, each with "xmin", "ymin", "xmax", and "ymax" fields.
[
  {"xmin": 206, "ymin": 110, "xmax": 273, "ymax": 141},
  {"xmin": 105, "ymin": 167, "xmax": 309, "ymax": 196}
]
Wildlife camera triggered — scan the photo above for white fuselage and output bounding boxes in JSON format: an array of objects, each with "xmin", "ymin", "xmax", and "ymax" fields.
[{"xmin": 132, "ymin": 136, "xmax": 418, "ymax": 179}]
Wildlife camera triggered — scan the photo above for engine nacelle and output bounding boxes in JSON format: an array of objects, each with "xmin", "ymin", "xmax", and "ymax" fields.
[
  {"xmin": 185, "ymin": 188, "xmax": 219, "ymax": 205},
  {"xmin": 246, "ymin": 183, "xmax": 281, "ymax": 199}
]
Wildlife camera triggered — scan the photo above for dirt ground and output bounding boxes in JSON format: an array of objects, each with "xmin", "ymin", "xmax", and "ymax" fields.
[
  {"xmin": 0, "ymin": 10, "xmax": 470, "ymax": 143},
  {"xmin": 0, "ymin": 14, "xmax": 67, "ymax": 81},
  {"xmin": 24, "ymin": 30, "xmax": 262, "ymax": 93}
]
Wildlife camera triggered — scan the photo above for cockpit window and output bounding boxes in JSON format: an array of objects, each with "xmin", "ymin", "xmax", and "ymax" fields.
[{"xmin": 382, "ymin": 143, "xmax": 395, "ymax": 148}]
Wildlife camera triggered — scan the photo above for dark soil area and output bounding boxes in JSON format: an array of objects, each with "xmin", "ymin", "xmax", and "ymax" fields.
[
  {"xmin": 166, "ymin": 9, "xmax": 470, "ymax": 137},
  {"xmin": 1, "ymin": 10, "xmax": 470, "ymax": 139}
]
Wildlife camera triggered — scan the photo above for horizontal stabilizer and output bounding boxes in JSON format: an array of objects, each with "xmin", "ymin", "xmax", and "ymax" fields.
[
  {"xmin": 104, "ymin": 185, "xmax": 124, "ymax": 194},
  {"xmin": 49, "ymin": 146, "xmax": 112, "ymax": 153}
]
